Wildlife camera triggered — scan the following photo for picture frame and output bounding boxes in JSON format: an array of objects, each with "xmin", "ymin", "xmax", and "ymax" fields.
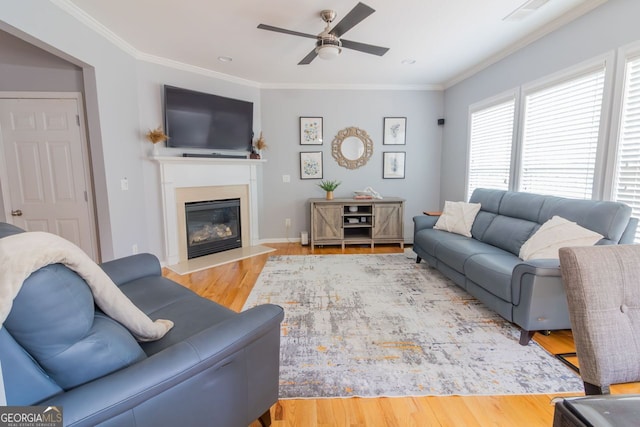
[
  {"xmin": 383, "ymin": 117, "xmax": 407, "ymax": 145},
  {"xmin": 300, "ymin": 117, "xmax": 323, "ymax": 145},
  {"xmin": 383, "ymin": 152, "xmax": 406, "ymax": 179},
  {"xmin": 300, "ymin": 151, "xmax": 323, "ymax": 179}
]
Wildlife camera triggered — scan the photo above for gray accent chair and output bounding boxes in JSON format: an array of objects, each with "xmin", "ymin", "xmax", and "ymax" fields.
[
  {"xmin": 559, "ymin": 245, "xmax": 640, "ymax": 395},
  {"xmin": 0, "ymin": 222, "xmax": 284, "ymax": 427},
  {"xmin": 413, "ymin": 189, "xmax": 637, "ymax": 345}
]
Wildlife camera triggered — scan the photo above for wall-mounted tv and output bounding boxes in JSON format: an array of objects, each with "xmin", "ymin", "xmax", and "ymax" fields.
[{"xmin": 163, "ymin": 85, "xmax": 253, "ymax": 152}]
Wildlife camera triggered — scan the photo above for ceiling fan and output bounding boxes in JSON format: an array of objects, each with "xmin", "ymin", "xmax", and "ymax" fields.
[{"xmin": 257, "ymin": 2, "xmax": 389, "ymax": 65}]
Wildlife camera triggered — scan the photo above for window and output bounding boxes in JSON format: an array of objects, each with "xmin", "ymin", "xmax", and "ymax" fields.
[
  {"xmin": 519, "ymin": 67, "xmax": 606, "ymax": 199},
  {"xmin": 467, "ymin": 98, "xmax": 515, "ymax": 198},
  {"xmin": 612, "ymin": 54, "xmax": 640, "ymax": 241}
]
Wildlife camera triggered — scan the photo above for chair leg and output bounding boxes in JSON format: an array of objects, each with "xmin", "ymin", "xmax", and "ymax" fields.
[
  {"xmin": 258, "ymin": 409, "xmax": 272, "ymax": 427},
  {"xmin": 584, "ymin": 381, "xmax": 610, "ymax": 395},
  {"xmin": 519, "ymin": 329, "xmax": 535, "ymax": 345},
  {"xmin": 416, "ymin": 256, "xmax": 422, "ymax": 264}
]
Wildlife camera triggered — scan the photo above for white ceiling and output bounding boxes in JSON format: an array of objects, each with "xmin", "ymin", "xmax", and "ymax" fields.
[{"xmin": 62, "ymin": 0, "xmax": 605, "ymax": 89}]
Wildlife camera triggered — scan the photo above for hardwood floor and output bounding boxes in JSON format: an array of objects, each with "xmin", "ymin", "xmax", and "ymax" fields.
[{"xmin": 163, "ymin": 243, "xmax": 640, "ymax": 427}]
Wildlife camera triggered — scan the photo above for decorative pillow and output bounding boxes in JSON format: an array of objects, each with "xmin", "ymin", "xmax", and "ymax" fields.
[
  {"xmin": 433, "ymin": 201, "xmax": 481, "ymax": 237},
  {"xmin": 519, "ymin": 216, "xmax": 603, "ymax": 260}
]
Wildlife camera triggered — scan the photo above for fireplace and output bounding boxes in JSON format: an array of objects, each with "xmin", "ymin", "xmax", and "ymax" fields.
[{"xmin": 185, "ymin": 198, "xmax": 242, "ymax": 259}]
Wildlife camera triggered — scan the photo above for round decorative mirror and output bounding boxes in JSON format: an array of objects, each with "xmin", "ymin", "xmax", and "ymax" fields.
[{"xmin": 331, "ymin": 127, "xmax": 374, "ymax": 169}]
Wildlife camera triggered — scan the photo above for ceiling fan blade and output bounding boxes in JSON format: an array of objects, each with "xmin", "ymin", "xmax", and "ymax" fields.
[
  {"xmin": 330, "ymin": 2, "xmax": 375, "ymax": 38},
  {"xmin": 257, "ymin": 24, "xmax": 317, "ymax": 40},
  {"xmin": 298, "ymin": 49, "xmax": 318, "ymax": 65},
  {"xmin": 341, "ymin": 39, "xmax": 389, "ymax": 56}
]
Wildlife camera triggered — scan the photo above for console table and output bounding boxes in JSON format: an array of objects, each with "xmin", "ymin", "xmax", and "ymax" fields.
[{"xmin": 309, "ymin": 197, "xmax": 404, "ymax": 252}]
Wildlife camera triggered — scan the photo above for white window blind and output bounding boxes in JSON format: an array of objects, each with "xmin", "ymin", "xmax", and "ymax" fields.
[
  {"xmin": 613, "ymin": 55, "xmax": 640, "ymax": 242},
  {"xmin": 467, "ymin": 98, "xmax": 515, "ymax": 198},
  {"xmin": 519, "ymin": 68, "xmax": 605, "ymax": 199}
]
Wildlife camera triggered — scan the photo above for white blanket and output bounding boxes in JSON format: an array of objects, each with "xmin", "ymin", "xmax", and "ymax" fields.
[{"xmin": 0, "ymin": 231, "xmax": 173, "ymax": 342}]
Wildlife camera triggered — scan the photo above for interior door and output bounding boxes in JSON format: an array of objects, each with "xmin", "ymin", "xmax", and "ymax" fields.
[{"xmin": 0, "ymin": 97, "xmax": 97, "ymax": 259}]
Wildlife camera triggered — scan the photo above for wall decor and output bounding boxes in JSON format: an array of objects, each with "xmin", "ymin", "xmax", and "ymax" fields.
[
  {"xmin": 331, "ymin": 126, "xmax": 374, "ymax": 170},
  {"xmin": 383, "ymin": 117, "xmax": 407, "ymax": 145},
  {"xmin": 383, "ymin": 152, "xmax": 406, "ymax": 179},
  {"xmin": 300, "ymin": 117, "xmax": 323, "ymax": 145},
  {"xmin": 300, "ymin": 151, "xmax": 323, "ymax": 179}
]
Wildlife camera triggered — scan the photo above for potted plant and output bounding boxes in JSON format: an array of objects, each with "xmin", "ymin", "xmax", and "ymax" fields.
[
  {"xmin": 251, "ymin": 132, "xmax": 267, "ymax": 159},
  {"xmin": 145, "ymin": 126, "xmax": 169, "ymax": 156},
  {"xmin": 318, "ymin": 180, "xmax": 341, "ymax": 200}
]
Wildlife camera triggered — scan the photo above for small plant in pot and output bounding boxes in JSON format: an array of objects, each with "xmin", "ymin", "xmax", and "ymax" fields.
[{"xmin": 318, "ymin": 180, "xmax": 341, "ymax": 200}]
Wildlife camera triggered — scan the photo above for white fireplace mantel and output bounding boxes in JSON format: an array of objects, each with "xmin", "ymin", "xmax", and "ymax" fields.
[{"xmin": 154, "ymin": 156, "xmax": 265, "ymax": 266}]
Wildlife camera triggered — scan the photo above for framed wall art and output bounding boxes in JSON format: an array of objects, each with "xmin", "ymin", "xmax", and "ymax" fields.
[
  {"xmin": 300, "ymin": 117, "xmax": 323, "ymax": 145},
  {"xmin": 383, "ymin": 117, "xmax": 406, "ymax": 145},
  {"xmin": 383, "ymin": 151, "xmax": 406, "ymax": 179},
  {"xmin": 300, "ymin": 151, "xmax": 323, "ymax": 179}
]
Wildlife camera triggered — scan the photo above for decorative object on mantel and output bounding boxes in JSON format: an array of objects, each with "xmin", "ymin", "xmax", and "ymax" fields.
[
  {"xmin": 250, "ymin": 132, "xmax": 267, "ymax": 159},
  {"xmin": 318, "ymin": 179, "xmax": 341, "ymax": 200},
  {"xmin": 331, "ymin": 126, "xmax": 373, "ymax": 169},
  {"xmin": 145, "ymin": 126, "xmax": 169, "ymax": 156},
  {"xmin": 300, "ymin": 151, "xmax": 323, "ymax": 179}
]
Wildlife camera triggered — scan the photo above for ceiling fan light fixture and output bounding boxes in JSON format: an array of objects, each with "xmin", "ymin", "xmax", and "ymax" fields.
[{"xmin": 315, "ymin": 37, "xmax": 342, "ymax": 60}]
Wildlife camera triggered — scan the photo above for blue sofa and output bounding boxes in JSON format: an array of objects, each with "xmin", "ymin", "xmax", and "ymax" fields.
[
  {"xmin": 0, "ymin": 222, "xmax": 284, "ymax": 427},
  {"xmin": 413, "ymin": 189, "xmax": 637, "ymax": 345}
]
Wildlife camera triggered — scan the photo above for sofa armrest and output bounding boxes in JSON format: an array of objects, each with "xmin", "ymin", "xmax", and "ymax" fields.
[
  {"xmin": 100, "ymin": 253, "xmax": 162, "ymax": 286},
  {"xmin": 413, "ymin": 215, "xmax": 439, "ymax": 232},
  {"xmin": 512, "ymin": 258, "xmax": 561, "ymax": 281},
  {"xmin": 40, "ymin": 304, "xmax": 284, "ymax": 427}
]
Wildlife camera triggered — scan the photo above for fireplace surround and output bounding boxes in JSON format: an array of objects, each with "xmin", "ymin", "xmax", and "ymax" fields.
[
  {"xmin": 155, "ymin": 156, "xmax": 264, "ymax": 268},
  {"xmin": 185, "ymin": 198, "xmax": 241, "ymax": 259}
]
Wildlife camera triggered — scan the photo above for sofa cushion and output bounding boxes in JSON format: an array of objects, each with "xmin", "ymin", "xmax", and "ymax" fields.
[
  {"xmin": 434, "ymin": 201, "xmax": 481, "ymax": 237},
  {"xmin": 481, "ymin": 215, "xmax": 538, "ymax": 256},
  {"xmin": 435, "ymin": 238, "xmax": 509, "ymax": 274},
  {"xmin": 519, "ymin": 216, "xmax": 603, "ymax": 260},
  {"xmin": 4, "ymin": 264, "xmax": 146, "ymax": 389},
  {"xmin": 465, "ymin": 254, "xmax": 522, "ymax": 302},
  {"xmin": 120, "ymin": 277, "xmax": 236, "ymax": 356},
  {"xmin": 414, "ymin": 228, "xmax": 467, "ymax": 256}
]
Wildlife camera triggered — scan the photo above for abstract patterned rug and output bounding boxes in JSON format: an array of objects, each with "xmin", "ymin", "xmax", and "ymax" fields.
[{"xmin": 243, "ymin": 253, "xmax": 583, "ymax": 398}]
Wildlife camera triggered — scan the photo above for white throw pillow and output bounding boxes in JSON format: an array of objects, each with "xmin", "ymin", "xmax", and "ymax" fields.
[
  {"xmin": 433, "ymin": 201, "xmax": 481, "ymax": 237},
  {"xmin": 519, "ymin": 216, "xmax": 603, "ymax": 260}
]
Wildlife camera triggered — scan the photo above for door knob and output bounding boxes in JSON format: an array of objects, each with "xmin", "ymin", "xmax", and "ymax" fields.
[{"xmin": 11, "ymin": 209, "xmax": 22, "ymax": 217}]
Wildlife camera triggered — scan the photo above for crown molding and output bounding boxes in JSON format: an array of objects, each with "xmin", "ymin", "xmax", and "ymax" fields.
[
  {"xmin": 443, "ymin": 0, "xmax": 608, "ymax": 89},
  {"xmin": 259, "ymin": 82, "xmax": 443, "ymax": 91}
]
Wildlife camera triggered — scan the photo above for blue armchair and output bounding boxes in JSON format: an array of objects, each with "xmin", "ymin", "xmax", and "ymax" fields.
[{"xmin": 0, "ymin": 222, "xmax": 284, "ymax": 427}]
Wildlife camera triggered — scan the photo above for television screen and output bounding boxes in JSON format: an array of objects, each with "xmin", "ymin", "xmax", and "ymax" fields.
[{"xmin": 164, "ymin": 85, "xmax": 253, "ymax": 151}]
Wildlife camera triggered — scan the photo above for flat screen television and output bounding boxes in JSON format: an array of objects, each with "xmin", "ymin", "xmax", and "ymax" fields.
[{"xmin": 163, "ymin": 85, "xmax": 253, "ymax": 152}]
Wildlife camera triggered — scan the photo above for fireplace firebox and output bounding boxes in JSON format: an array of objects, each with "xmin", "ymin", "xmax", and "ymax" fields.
[{"xmin": 185, "ymin": 198, "xmax": 241, "ymax": 259}]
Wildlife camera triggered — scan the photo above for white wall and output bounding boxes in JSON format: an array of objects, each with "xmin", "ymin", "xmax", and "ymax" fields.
[
  {"xmin": 441, "ymin": 0, "xmax": 640, "ymax": 204},
  {"xmin": 260, "ymin": 89, "xmax": 443, "ymax": 242}
]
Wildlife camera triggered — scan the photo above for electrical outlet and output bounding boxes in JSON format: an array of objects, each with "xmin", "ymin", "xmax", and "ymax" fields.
[
  {"xmin": 132, "ymin": 244, "xmax": 138, "ymax": 254},
  {"xmin": 282, "ymin": 174, "xmax": 290, "ymax": 183},
  {"xmin": 285, "ymin": 218, "xmax": 291, "ymax": 227}
]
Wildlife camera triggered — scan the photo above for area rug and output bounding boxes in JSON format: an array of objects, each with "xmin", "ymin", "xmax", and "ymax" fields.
[{"xmin": 242, "ymin": 253, "xmax": 583, "ymax": 398}]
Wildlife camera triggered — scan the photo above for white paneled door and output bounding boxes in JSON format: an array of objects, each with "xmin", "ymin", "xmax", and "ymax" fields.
[{"xmin": 0, "ymin": 97, "xmax": 97, "ymax": 259}]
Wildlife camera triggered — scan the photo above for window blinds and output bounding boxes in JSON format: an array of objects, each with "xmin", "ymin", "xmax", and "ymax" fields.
[
  {"xmin": 467, "ymin": 99, "xmax": 515, "ymax": 198},
  {"xmin": 519, "ymin": 68, "xmax": 605, "ymax": 199},
  {"xmin": 613, "ymin": 55, "xmax": 640, "ymax": 241}
]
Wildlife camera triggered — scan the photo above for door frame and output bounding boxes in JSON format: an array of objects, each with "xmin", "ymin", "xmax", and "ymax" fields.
[{"xmin": 0, "ymin": 91, "xmax": 100, "ymax": 260}]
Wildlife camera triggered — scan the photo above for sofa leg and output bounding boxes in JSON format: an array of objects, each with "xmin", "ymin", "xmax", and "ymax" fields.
[
  {"xmin": 416, "ymin": 256, "xmax": 422, "ymax": 264},
  {"xmin": 519, "ymin": 329, "xmax": 535, "ymax": 345},
  {"xmin": 584, "ymin": 381, "xmax": 610, "ymax": 395},
  {"xmin": 258, "ymin": 409, "xmax": 272, "ymax": 427}
]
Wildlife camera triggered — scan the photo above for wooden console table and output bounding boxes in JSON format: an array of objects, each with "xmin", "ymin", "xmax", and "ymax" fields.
[{"xmin": 309, "ymin": 197, "xmax": 404, "ymax": 252}]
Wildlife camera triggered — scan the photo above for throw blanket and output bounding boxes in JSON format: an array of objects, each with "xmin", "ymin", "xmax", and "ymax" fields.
[{"xmin": 0, "ymin": 232, "xmax": 173, "ymax": 341}]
